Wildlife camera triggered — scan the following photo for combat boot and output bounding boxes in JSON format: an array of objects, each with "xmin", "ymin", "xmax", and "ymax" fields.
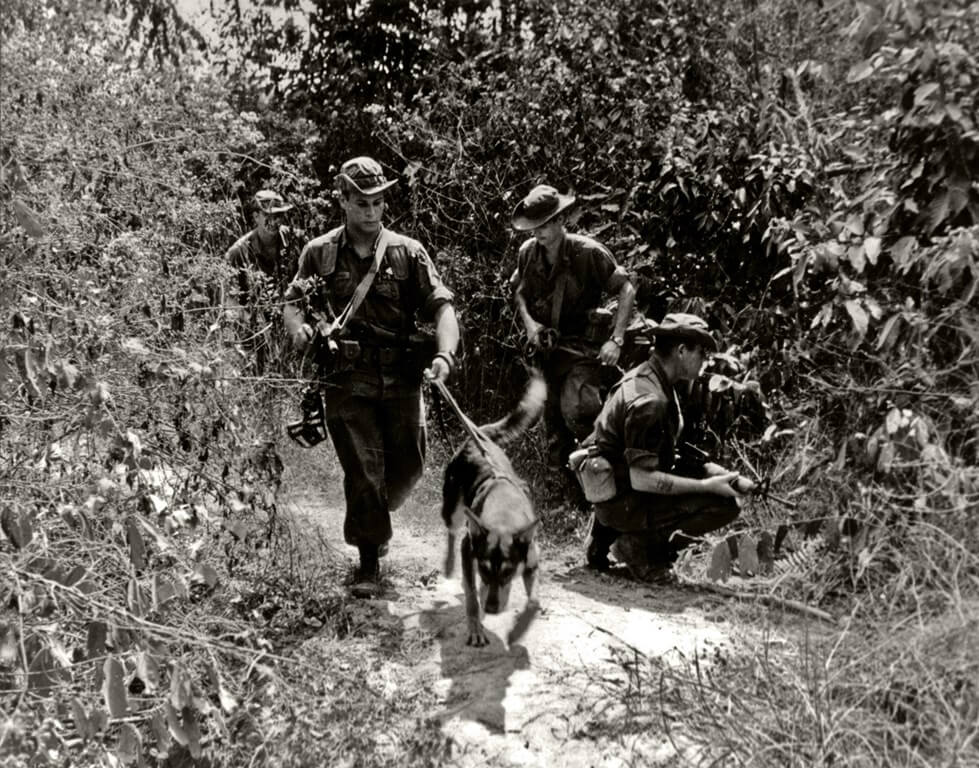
[
  {"xmin": 350, "ymin": 545, "xmax": 381, "ymax": 599},
  {"xmin": 584, "ymin": 511, "xmax": 617, "ymax": 571}
]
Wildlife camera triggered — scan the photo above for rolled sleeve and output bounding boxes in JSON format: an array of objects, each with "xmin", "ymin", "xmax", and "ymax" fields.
[
  {"xmin": 622, "ymin": 397, "xmax": 668, "ymax": 472},
  {"xmin": 605, "ymin": 264, "xmax": 630, "ymax": 294},
  {"xmin": 588, "ymin": 245, "xmax": 629, "ymax": 295},
  {"xmin": 413, "ymin": 245, "xmax": 454, "ymax": 321}
]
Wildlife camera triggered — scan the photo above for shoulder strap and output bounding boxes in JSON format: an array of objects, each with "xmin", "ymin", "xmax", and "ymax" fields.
[
  {"xmin": 550, "ymin": 271, "xmax": 567, "ymax": 329},
  {"xmin": 549, "ymin": 238, "xmax": 570, "ymax": 329},
  {"xmin": 327, "ymin": 228, "xmax": 394, "ymax": 337}
]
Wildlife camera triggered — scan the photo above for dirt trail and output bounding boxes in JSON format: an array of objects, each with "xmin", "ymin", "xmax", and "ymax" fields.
[{"xmin": 283, "ymin": 443, "xmax": 736, "ymax": 767}]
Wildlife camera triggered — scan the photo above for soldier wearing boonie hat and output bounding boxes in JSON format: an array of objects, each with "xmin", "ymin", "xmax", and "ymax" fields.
[
  {"xmin": 225, "ymin": 189, "xmax": 296, "ymax": 299},
  {"xmin": 223, "ymin": 189, "xmax": 297, "ymax": 370},
  {"xmin": 283, "ymin": 156, "xmax": 460, "ymax": 598},
  {"xmin": 508, "ymin": 183, "xmax": 636, "ymax": 494},
  {"xmin": 573, "ymin": 312, "xmax": 757, "ymax": 580}
]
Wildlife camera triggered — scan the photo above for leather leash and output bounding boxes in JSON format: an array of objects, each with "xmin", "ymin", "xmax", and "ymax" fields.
[{"xmin": 428, "ymin": 377, "xmax": 492, "ymax": 455}]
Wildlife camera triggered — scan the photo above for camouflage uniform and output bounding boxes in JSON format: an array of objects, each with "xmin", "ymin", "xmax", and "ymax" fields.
[
  {"xmin": 284, "ymin": 225, "xmax": 453, "ymax": 550},
  {"xmin": 511, "ymin": 233, "xmax": 629, "ymax": 467},
  {"xmin": 583, "ymin": 357, "xmax": 739, "ymax": 568}
]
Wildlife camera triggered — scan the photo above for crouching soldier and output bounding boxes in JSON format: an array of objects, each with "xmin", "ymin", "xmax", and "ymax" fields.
[
  {"xmin": 571, "ymin": 313, "xmax": 755, "ymax": 580},
  {"xmin": 509, "ymin": 184, "xmax": 636, "ymax": 497},
  {"xmin": 284, "ymin": 156, "xmax": 460, "ymax": 597}
]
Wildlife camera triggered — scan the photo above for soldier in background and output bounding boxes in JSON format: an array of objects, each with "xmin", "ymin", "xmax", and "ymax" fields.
[
  {"xmin": 224, "ymin": 189, "xmax": 296, "ymax": 373},
  {"xmin": 509, "ymin": 183, "xmax": 636, "ymax": 498},
  {"xmin": 225, "ymin": 189, "xmax": 296, "ymax": 304},
  {"xmin": 284, "ymin": 157, "xmax": 460, "ymax": 598}
]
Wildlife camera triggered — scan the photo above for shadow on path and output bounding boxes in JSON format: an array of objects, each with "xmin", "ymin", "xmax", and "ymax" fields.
[{"xmin": 415, "ymin": 598, "xmax": 531, "ymax": 734}]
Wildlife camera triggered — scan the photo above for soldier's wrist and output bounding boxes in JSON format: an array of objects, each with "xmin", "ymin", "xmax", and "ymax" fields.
[{"xmin": 434, "ymin": 350, "xmax": 456, "ymax": 373}]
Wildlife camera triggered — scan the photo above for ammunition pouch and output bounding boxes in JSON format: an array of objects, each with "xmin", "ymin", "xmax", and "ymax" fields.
[
  {"xmin": 569, "ymin": 445, "xmax": 619, "ymax": 503},
  {"xmin": 584, "ymin": 307, "xmax": 614, "ymax": 343},
  {"xmin": 312, "ymin": 328, "xmax": 437, "ymax": 378}
]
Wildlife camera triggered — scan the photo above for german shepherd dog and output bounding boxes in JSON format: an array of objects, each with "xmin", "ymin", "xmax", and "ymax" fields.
[{"xmin": 442, "ymin": 370, "xmax": 546, "ymax": 647}]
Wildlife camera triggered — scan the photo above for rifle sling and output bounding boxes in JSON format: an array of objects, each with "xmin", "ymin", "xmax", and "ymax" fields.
[{"xmin": 326, "ymin": 228, "xmax": 394, "ymax": 338}]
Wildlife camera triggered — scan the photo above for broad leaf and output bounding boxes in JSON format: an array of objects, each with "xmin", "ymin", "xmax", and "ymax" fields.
[
  {"xmin": 707, "ymin": 541, "xmax": 732, "ymax": 582},
  {"xmin": 125, "ymin": 518, "xmax": 145, "ymax": 571},
  {"xmin": 863, "ymin": 236, "xmax": 881, "ymax": 265},
  {"xmin": 737, "ymin": 534, "xmax": 759, "ymax": 575},
  {"xmin": 1, "ymin": 507, "xmax": 33, "ymax": 549},
  {"xmin": 151, "ymin": 709, "xmax": 171, "ymax": 758},
  {"xmin": 116, "ymin": 723, "xmax": 141, "ymax": 766},
  {"xmin": 846, "ymin": 59, "xmax": 875, "ymax": 83},
  {"xmin": 885, "ymin": 407, "xmax": 903, "ymax": 435},
  {"xmin": 164, "ymin": 700, "xmax": 189, "ymax": 746},
  {"xmin": 11, "ymin": 197, "xmax": 46, "ymax": 238},
  {"xmin": 71, "ymin": 698, "xmax": 90, "ymax": 740},
  {"xmin": 136, "ymin": 651, "xmax": 160, "ymax": 693},
  {"xmin": 170, "ymin": 664, "xmax": 193, "ymax": 710},
  {"xmin": 876, "ymin": 313, "xmax": 902, "ymax": 351},
  {"xmin": 87, "ymin": 621, "xmax": 107, "ymax": 659},
  {"xmin": 913, "ymin": 82, "xmax": 939, "ymax": 104},
  {"xmin": 102, "ymin": 656, "xmax": 129, "ymax": 718},
  {"xmin": 843, "ymin": 300, "xmax": 869, "ymax": 343},
  {"xmin": 28, "ymin": 647, "xmax": 69, "ymax": 690}
]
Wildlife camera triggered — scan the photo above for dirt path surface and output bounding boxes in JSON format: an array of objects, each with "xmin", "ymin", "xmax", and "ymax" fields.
[{"xmin": 283, "ymin": 443, "xmax": 736, "ymax": 767}]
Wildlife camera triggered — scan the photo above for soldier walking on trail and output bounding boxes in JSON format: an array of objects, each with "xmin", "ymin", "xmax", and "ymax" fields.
[
  {"xmin": 571, "ymin": 313, "xmax": 756, "ymax": 580},
  {"xmin": 225, "ymin": 189, "xmax": 297, "ymax": 304},
  {"xmin": 283, "ymin": 157, "xmax": 460, "ymax": 598},
  {"xmin": 224, "ymin": 189, "xmax": 297, "ymax": 372},
  {"xmin": 509, "ymin": 183, "xmax": 636, "ymax": 493}
]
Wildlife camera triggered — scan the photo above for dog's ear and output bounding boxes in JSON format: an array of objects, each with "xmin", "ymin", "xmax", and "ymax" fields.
[
  {"xmin": 514, "ymin": 518, "xmax": 539, "ymax": 542},
  {"xmin": 464, "ymin": 508, "xmax": 489, "ymax": 535}
]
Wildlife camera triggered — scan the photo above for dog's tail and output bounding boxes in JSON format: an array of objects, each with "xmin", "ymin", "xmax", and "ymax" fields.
[{"xmin": 480, "ymin": 367, "xmax": 546, "ymax": 448}]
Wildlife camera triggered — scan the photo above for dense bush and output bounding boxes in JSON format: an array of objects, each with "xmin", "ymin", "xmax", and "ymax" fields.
[{"xmin": 2, "ymin": 0, "xmax": 976, "ymax": 765}]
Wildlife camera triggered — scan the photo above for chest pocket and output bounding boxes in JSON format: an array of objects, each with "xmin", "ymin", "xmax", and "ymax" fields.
[
  {"xmin": 375, "ymin": 248, "xmax": 411, "ymax": 300},
  {"xmin": 330, "ymin": 270, "xmax": 355, "ymax": 301}
]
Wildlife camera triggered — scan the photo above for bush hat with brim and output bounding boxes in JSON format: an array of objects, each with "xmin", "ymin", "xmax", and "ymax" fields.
[
  {"xmin": 336, "ymin": 156, "xmax": 398, "ymax": 195},
  {"xmin": 511, "ymin": 184, "xmax": 576, "ymax": 231},
  {"xmin": 651, "ymin": 313, "xmax": 718, "ymax": 352},
  {"xmin": 254, "ymin": 190, "xmax": 293, "ymax": 214}
]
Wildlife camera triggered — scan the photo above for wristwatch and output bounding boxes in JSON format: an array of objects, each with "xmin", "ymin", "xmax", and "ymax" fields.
[{"xmin": 611, "ymin": 335, "xmax": 624, "ymax": 347}]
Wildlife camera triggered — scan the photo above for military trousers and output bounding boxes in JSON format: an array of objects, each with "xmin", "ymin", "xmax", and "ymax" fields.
[
  {"xmin": 543, "ymin": 353, "xmax": 607, "ymax": 469},
  {"xmin": 325, "ymin": 390, "xmax": 426, "ymax": 549},
  {"xmin": 593, "ymin": 480, "xmax": 739, "ymax": 566}
]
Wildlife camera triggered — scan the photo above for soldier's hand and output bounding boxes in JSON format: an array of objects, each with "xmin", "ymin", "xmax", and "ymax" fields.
[
  {"xmin": 703, "ymin": 471, "xmax": 742, "ymax": 498},
  {"xmin": 292, "ymin": 323, "xmax": 314, "ymax": 351},
  {"xmin": 732, "ymin": 475, "xmax": 757, "ymax": 495},
  {"xmin": 526, "ymin": 320, "xmax": 545, "ymax": 348},
  {"xmin": 425, "ymin": 355, "xmax": 451, "ymax": 384},
  {"xmin": 598, "ymin": 339, "xmax": 622, "ymax": 366}
]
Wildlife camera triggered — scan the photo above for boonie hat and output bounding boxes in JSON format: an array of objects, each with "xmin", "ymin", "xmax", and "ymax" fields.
[
  {"xmin": 650, "ymin": 313, "xmax": 718, "ymax": 352},
  {"xmin": 253, "ymin": 189, "xmax": 293, "ymax": 214},
  {"xmin": 336, "ymin": 156, "xmax": 397, "ymax": 195},
  {"xmin": 511, "ymin": 184, "xmax": 576, "ymax": 231}
]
